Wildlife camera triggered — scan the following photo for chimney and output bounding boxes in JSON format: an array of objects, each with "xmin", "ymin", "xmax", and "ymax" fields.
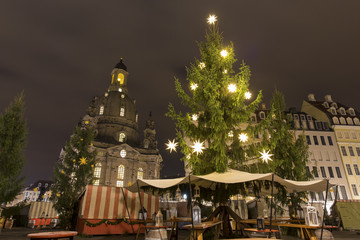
[
  {"xmin": 324, "ymin": 94, "xmax": 333, "ymax": 102},
  {"xmin": 261, "ymin": 103, "xmax": 266, "ymax": 110},
  {"xmin": 308, "ymin": 93, "xmax": 316, "ymax": 102}
]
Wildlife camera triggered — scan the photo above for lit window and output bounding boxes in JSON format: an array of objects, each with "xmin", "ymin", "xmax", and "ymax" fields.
[
  {"xmin": 346, "ymin": 164, "xmax": 353, "ymax": 175},
  {"xmin": 117, "ymin": 165, "xmax": 125, "ymax": 179},
  {"xmin": 99, "ymin": 105, "xmax": 104, "ymax": 115},
  {"xmin": 351, "ymin": 184, "xmax": 359, "ymax": 196},
  {"xmin": 116, "ymin": 180, "xmax": 124, "ymax": 187},
  {"xmin": 137, "ymin": 168, "xmax": 144, "ymax": 179},
  {"xmin": 120, "ymin": 107, "xmax": 125, "ymax": 117},
  {"xmin": 93, "ymin": 179, "xmax": 100, "ymax": 186},
  {"xmin": 119, "ymin": 133, "xmax": 126, "ymax": 142},
  {"xmin": 120, "ymin": 149, "xmax": 126, "ymax": 158},
  {"xmin": 94, "ymin": 163, "xmax": 101, "ymax": 178}
]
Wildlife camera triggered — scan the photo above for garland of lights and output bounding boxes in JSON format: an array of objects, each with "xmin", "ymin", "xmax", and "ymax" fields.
[{"xmin": 83, "ymin": 218, "xmax": 138, "ymax": 227}]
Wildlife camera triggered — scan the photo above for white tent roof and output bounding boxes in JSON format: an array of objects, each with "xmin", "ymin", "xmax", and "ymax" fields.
[{"xmin": 127, "ymin": 169, "xmax": 333, "ymax": 194}]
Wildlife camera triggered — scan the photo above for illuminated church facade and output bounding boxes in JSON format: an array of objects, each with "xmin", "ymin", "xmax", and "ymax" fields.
[{"xmin": 80, "ymin": 59, "xmax": 162, "ymax": 187}]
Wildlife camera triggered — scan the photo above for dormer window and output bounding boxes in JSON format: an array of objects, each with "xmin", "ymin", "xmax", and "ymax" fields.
[
  {"xmin": 354, "ymin": 118, "xmax": 360, "ymax": 125},
  {"xmin": 340, "ymin": 117, "xmax": 346, "ymax": 125},
  {"xmin": 323, "ymin": 102, "xmax": 329, "ymax": 108},
  {"xmin": 120, "ymin": 107, "xmax": 125, "ymax": 117},
  {"xmin": 330, "ymin": 107, "xmax": 337, "ymax": 115},
  {"xmin": 300, "ymin": 115, "xmax": 306, "ymax": 121},
  {"xmin": 99, "ymin": 105, "xmax": 104, "ymax": 115},
  {"xmin": 340, "ymin": 108, "xmax": 346, "ymax": 115},
  {"xmin": 307, "ymin": 115, "xmax": 312, "ymax": 121},
  {"xmin": 331, "ymin": 103, "xmax": 338, "ymax": 109},
  {"xmin": 259, "ymin": 112, "xmax": 265, "ymax": 120},
  {"xmin": 293, "ymin": 114, "xmax": 299, "ymax": 120},
  {"xmin": 347, "ymin": 117, "xmax": 354, "ymax": 125},
  {"xmin": 349, "ymin": 108, "xmax": 355, "ymax": 116},
  {"xmin": 119, "ymin": 133, "xmax": 126, "ymax": 142}
]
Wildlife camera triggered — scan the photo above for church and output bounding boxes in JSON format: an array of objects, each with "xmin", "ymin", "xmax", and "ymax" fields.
[{"xmin": 80, "ymin": 59, "xmax": 163, "ymax": 187}]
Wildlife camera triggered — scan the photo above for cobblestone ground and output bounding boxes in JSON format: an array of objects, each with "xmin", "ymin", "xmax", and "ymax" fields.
[{"xmin": 1, "ymin": 227, "xmax": 359, "ymax": 240}]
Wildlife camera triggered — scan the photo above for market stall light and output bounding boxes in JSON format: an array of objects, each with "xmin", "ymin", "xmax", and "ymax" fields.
[
  {"xmin": 166, "ymin": 139, "xmax": 178, "ymax": 153},
  {"xmin": 199, "ymin": 62, "xmax": 205, "ymax": 69},
  {"xmin": 191, "ymin": 140, "xmax": 205, "ymax": 155},
  {"xmin": 238, "ymin": 133, "xmax": 248, "ymax": 143},
  {"xmin": 259, "ymin": 149, "xmax": 273, "ymax": 163},
  {"xmin": 207, "ymin": 14, "xmax": 217, "ymax": 24},
  {"xmin": 190, "ymin": 83, "xmax": 198, "ymax": 90},
  {"xmin": 245, "ymin": 91, "xmax": 252, "ymax": 99},
  {"xmin": 220, "ymin": 49, "xmax": 228, "ymax": 58},
  {"xmin": 228, "ymin": 83, "xmax": 237, "ymax": 93}
]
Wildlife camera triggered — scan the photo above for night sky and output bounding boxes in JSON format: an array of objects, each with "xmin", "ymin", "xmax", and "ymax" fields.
[{"xmin": 2, "ymin": 1, "xmax": 360, "ymax": 185}]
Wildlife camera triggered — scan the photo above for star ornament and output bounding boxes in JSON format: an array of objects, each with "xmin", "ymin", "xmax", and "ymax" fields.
[
  {"xmin": 166, "ymin": 139, "xmax": 178, "ymax": 153},
  {"xmin": 228, "ymin": 83, "xmax": 237, "ymax": 93},
  {"xmin": 207, "ymin": 14, "xmax": 217, "ymax": 24},
  {"xmin": 245, "ymin": 91, "xmax": 252, "ymax": 99},
  {"xmin": 191, "ymin": 140, "xmax": 205, "ymax": 155},
  {"xmin": 79, "ymin": 157, "xmax": 87, "ymax": 165},
  {"xmin": 238, "ymin": 133, "xmax": 248, "ymax": 143},
  {"xmin": 190, "ymin": 83, "xmax": 198, "ymax": 90},
  {"xmin": 199, "ymin": 62, "xmax": 205, "ymax": 69},
  {"xmin": 220, "ymin": 49, "xmax": 228, "ymax": 58},
  {"xmin": 259, "ymin": 149, "xmax": 273, "ymax": 163}
]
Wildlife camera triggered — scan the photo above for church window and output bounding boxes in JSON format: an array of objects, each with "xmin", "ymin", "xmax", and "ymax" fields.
[
  {"xmin": 117, "ymin": 73, "xmax": 125, "ymax": 84},
  {"xmin": 99, "ymin": 105, "xmax": 104, "ymax": 115},
  {"xmin": 137, "ymin": 168, "xmax": 144, "ymax": 179},
  {"xmin": 120, "ymin": 149, "xmax": 126, "ymax": 158},
  {"xmin": 94, "ymin": 163, "xmax": 101, "ymax": 178},
  {"xmin": 117, "ymin": 165, "xmax": 125, "ymax": 179},
  {"xmin": 120, "ymin": 107, "xmax": 125, "ymax": 117},
  {"xmin": 119, "ymin": 133, "xmax": 126, "ymax": 142}
]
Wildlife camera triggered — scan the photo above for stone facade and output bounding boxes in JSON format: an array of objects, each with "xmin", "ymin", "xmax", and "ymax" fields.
[{"xmin": 80, "ymin": 59, "xmax": 162, "ymax": 187}]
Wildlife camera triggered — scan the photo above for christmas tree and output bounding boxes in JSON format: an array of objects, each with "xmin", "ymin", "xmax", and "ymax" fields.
[
  {"xmin": 52, "ymin": 125, "xmax": 96, "ymax": 229},
  {"xmin": 0, "ymin": 93, "xmax": 27, "ymax": 205},
  {"xmin": 167, "ymin": 15, "xmax": 262, "ymax": 175}
]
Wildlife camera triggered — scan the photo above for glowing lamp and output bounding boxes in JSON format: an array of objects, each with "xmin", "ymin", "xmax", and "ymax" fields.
[
  {"xmin": 138, "ymin": 206, "xmax": 147, "ymax": 221},
  {"xmin": 192, "ymin": 114, "xmax": 198, "ymax": 121},
  {"xmin": 194, "ymin": 185, "xmax": 200, "ymax": 198},
  {"xmin": 155, "ymin": 210, "xmax": 163, "ymax": 226},
  {"xmin": 192, "ymin": 204, "xmax": 202, "ymax": 225}
]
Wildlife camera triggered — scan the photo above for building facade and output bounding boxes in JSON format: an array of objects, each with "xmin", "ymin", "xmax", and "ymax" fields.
[
  {"xmin": 302, "ymin": 94, "xmax": 360, "ymax": 200},
  {"xmin": 80, "ymin": 59, "xmax": 162, "ymax": 187}
]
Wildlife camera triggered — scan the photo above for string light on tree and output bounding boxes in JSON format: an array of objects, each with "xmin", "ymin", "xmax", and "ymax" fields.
[
  {"xmin": 228, "ymin": 130, "xmax": 234, "ymax": 138},
  {"xmin": 190, "ymin": 83, "xmax": 198, "ymax": 90},
  {"xmin": 207, "ymin": 14, "xmax": 217, "ymax": 24},
  {"xmin": 199, "ymin": 62, "xmax": 205, "ymax": 69},
  {"xmin": 238, "ymin": 133, "xmax": 248, "ymax": 143},
  {"xmin": 191, "ymin": 140, "xmax": 205, "ymax": 155},
  {"xmin": 166, "ymin": 139, "xmax": 178, "ymax": 153},
  {"xmin": 245, "ymin": 91, "xmax": 252, "ymax": 99},
  {"xmin": 223, "ymin": 69, "xmax": 228, "ymax": 74},
  {"xmin": 259, "ymin": 149, "xmax": 273, "ymax": 163},
  {"xmin": 192, "ymin": 114, "xmax": 198, "ymax": 121},
  {"xmin": 220, "ymin": 49, "xmax": 228, "ymax": 58},
  {"xmin": 228, "ymin": 83, "xmax": 237, "ymax": 93}
]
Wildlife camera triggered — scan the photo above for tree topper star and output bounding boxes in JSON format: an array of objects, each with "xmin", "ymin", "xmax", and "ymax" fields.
[
  {"xmin": 191, "ymin": 140, "xmax": 205, "ymax": 155},
  {"xmin": 166, "ymin": 139, "xmax": 178, "ymax": 153},
  {"xmin": 207, "ymin": 14, "xmax": 217, "ymax": 24},
  {"xmin": 79, "ymin": 157, "xmax": 87, "ymax": 165},
  {"xmin": 259, "ymin": 149, "xmax": 273, "ymax": 163}
]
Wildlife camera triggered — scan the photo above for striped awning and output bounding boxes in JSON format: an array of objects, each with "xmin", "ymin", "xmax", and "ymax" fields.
[
  {"xmin": 28, "ymin": 202, "xmax": 58, "ymax": 219},
  {"xmin": 79, "ymin": 185, "xmax": 159, "ymax": 220}
]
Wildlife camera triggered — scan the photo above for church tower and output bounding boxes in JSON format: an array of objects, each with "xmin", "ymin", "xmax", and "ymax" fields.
[{"xmin": 81, "ymin": 59, "xmax": 162, "ymax": 187}]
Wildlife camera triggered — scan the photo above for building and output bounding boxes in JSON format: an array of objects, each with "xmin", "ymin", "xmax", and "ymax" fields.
[
  {"xmin": 80, "ymin": 59, "xmax": 162, "ymax": 187},
  {"xmin": 302, "ymin": 94, "xmax": 360, "ymax": 200},
  {"xmin": 287, "ymin": 109, "xmax": 351, "ymax": 208}
]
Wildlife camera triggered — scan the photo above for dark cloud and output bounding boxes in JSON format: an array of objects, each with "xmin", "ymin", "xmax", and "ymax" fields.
[{"xmin": 2, "ymin": 1, "xmax": 360, "ymax": 184}]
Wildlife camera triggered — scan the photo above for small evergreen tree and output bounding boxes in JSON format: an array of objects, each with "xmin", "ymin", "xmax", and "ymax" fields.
[
  {"xmin": 52, "ymin": 126, "xmax": 96, "ymax": 229},
  {"xmin": 0, "ymin": 93, "xmax": 27, "ymax": 205},
  {"xmin": 263, "ymin": 90, "xmax": 311, "ymax": 216},
  {"xmin": 167, "ymin": 16, "xmax": 262, "ymax": 176}
]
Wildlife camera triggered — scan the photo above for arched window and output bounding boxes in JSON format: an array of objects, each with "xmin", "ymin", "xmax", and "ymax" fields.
[
  {"xmin": 330, "ymin": 107, "xmax": 337, "ymax": 115},
  {"xmin": 332, "ymin": 117, "xmax": 339, "ymax": 125},
  {"xmin": 340, "ymin": 108, "xmax": 346, "ymax": 115},
  {"xmin": 347, "ymin": 118, "xmax": 354, "ymax": 125},
  {"xmin": 349, "ymin": 108, "xmax": 355, "ymax": 116},
  {"xmin": 120, "ymin": 149, "xmax": 126, "ymax": 158},
  {"xmin": 323, "ymin": 102, "xmax": 329, "ymax": 108},
  {"xmin": 331, "ymin": 103, "xmax": 338, "ymax": 109},
  {"xmin": 99, "ymin": 105, "xmax": 104, "ymax": 115},
  {"xmin": 120, "ymin": 107, "xmax": 125, "ymax": 117},
  {"xmin": 119, "ymin": 133, "xmax": 126, "ymax": 142},
  {"xmin": 340, "ymin": 117, "xmax": 346, "ymax": 125},
  {"xmin": 137, "ymin": 168, "xmax": 144, "ymax": 180},
  {"xmin": 354, "ymin": 118, "xmax": 360, "ymax": 125},
  {"xmin": 117, "ymin": 165, "xmax": 125, "ymax": 179}
]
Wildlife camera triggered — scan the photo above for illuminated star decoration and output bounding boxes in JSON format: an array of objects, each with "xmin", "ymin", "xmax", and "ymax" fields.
[
  {"xmin": 238, "ymin": 133, "xmax": 248, "ymax": 143},
  {"xmin": 191, "ymin": 140, "xmax": 205, "ymax": 155},
  {"xmin": 228, "ymin": 83, "xmax": 237, "ymax": 93},
  {"xmin": 207, "ymin": 14, "xmax": 217, "ymax": 24},
  {"xmin": 79, "ymin": 157, "xmax": 87, "ymax": 165},
  {"xmin": 220, "ymin": 49, "xmax": 228, "ymax": 58},
  {"xmin": 56, "ymin": 193, "xmax": 61, "ymax": 197},
  {"xmin": 166, "ymin": 139, "xmax": 178, "ymax": 153},
  {"xmin": 190, "ymin": 83, "xmax": 198, "ymax": 90},
  {"xmin": 192, "ymin": 114, "xmax": 198, "ymax": 121},
  {"xmin": 259, "ymin": 149, "xmax": 273, "ymax": 163},
  {"xmin": 245, "ymin": 91, "xmax": 252, "ymax": 99},
  {"xmin": 199, "ymin": 62, "xmax": 205, "ymax": 69}
]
